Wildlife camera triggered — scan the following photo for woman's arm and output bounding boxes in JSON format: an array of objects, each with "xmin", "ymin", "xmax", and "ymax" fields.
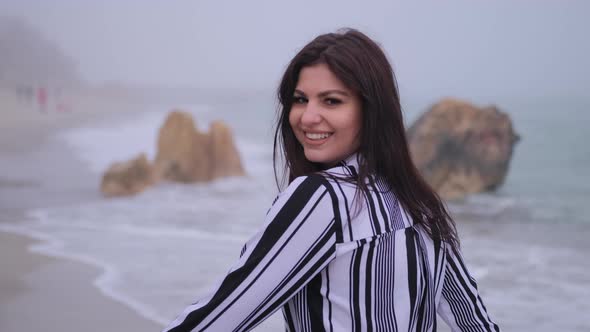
[
  {"xmin": 163, "ymin": 175, "xmax": 339, "ymax": 332},
  {"xmin": 437, "ymin": 246, "xmax": 500, "ymax": 332}
]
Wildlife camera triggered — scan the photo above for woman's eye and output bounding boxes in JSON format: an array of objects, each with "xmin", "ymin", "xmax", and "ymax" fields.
[
  {"xmin": 325, "ymin": 98, "xmax": 342, "ymax": 105},
  {"xmin": 293, "ymin": 96, "xmax": 307, "ymax": 104}
]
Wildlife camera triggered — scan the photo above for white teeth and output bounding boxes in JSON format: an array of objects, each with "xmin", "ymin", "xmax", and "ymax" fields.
[{"xmin": 305, "ymin": 132, "xmax": 332, "ymax": 140}]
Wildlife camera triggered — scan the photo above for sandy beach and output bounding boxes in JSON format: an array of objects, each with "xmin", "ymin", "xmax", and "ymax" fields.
[
  {"xmin": 0, "ymin": 87, "xmax": 164, "ymax": 331},
  {"xmin": 0, "ymin": 232, "xmax": 162, "ymax": 332}
]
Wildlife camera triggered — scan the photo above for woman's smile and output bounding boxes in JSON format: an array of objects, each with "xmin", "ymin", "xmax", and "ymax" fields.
[{"xmin": 304, "ymin": 131, "xmax": 333, "ymax": 140}]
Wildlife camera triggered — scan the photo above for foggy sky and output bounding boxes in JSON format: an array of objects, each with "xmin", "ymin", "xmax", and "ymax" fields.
[{"xmin": 2, "ymin": 0, "xmax": 589, "ymax": 100}]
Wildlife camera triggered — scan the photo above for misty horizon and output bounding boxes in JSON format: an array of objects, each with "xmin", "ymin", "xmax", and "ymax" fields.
[{"xmin": 1, "ymin": 1, "xmax": 589, "ymax": 101}]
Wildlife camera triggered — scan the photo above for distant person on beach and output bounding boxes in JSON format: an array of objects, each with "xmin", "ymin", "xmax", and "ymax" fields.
[
  {"xmin": 37, "ymin": 87, "xmax": 48, "ymax": 113},
  {"xmin": 15, "ymin": 86, "xmax": 34, "ymax": 105},
  {"xmin": 164, "ymin": 29, "xmax": 500, "ymax": 332},
  {"xmin": 24, "ymin": 86, "xmax": 34, "ymax": 105}
]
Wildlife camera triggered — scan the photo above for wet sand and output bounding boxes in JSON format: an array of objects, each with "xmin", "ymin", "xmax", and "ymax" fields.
[
  {"xmin": 0, "ymin": 232, "xmax": 163, "ymax": 332},
  {"xmin": 0, "ymin": 88, "xmax": 164, "ymax": 331}
]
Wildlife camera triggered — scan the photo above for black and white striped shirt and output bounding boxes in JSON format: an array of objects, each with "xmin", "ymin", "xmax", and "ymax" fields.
[{"xmin": 164, "ymin": 155, "xmax": 500, "ymax": 332}]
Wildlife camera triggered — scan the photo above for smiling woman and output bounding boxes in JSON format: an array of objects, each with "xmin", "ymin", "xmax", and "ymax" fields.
[
  {"xmin": 289, "ymin": 63, "xmax": 363, "ymax": 167},
  {"xmin": 163, "ymin": 29, "xmax": 500, "ymax": 332}
]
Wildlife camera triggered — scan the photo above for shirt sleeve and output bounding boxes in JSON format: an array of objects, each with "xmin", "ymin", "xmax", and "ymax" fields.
[
  {"xmin": 437, "ymin": 245, "xmax": 500, "ymax": 332},
  {"xmin": 163, "ymin": 175, "xmax": 339, "ymax": 332}
]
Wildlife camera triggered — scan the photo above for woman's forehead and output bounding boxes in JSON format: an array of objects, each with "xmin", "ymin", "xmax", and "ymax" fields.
[{"xmin": 295, "ymin": 63, "xmax": 352, "ymax": 94}]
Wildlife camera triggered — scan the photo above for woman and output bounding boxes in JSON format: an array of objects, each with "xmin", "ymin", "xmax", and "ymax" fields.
[{"xmin": 164, "ymin": 29, "xmax": 500, "ymax": 332}]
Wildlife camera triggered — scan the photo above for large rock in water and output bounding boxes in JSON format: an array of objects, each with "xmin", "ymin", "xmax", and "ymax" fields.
[
  {"xmin": 154, "ymin": 111, "xmax": 211, "ymax": 182},
  {"xmin": 154, "ymin": 111, "xmax": 245, "ymax": 182},
  {"xmin": 407, "ymin": 98, "xmax": 520, "ymax": 200},
  {"xmin": 100, "ymin": 110, "xmax": 245, "ymax": 197},
  {"xmin": 100, "ymin": 154, "xmax": 155, "ymax": 197}
]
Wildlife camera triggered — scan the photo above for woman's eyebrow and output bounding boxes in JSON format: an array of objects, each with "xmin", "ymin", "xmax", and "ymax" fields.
[
  {"xmin": 294, "ymin": 89, "xmax": 350, "ymax": 97},
  {"xmin": 318, "ymin": 90, "xmax": 350, "ymax": 98}
]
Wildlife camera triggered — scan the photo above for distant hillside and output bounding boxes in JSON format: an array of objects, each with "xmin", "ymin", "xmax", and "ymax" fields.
[{"xmin": 0, "ymin": 16, "xmax": 80, "ymax": 86}]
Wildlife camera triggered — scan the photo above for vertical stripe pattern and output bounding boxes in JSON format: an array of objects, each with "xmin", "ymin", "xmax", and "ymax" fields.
[{"xmin": 163, "ymin": 155, "xmax": 500, "ymax": 332}]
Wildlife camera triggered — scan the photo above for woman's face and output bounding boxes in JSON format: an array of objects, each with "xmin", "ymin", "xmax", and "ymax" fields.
[{"xmin": 289, "ymin": 63, "xmax": 362, "ymax": 167}]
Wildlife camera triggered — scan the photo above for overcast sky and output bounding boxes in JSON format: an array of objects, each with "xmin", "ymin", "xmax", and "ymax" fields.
[{"xmin": 2, "ymin": 0, "xmax": 589, "ymax": 100}]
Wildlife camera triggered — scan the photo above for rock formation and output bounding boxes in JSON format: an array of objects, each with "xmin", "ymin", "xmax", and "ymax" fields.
[
  {"xmin": 153, "ymin": 111, "xmax": 246, "ymax": 182},
  {"xmin": 407, "ymin": 98, "xmax": 519, "ymax": 200},
  {"xmin": 209, "ymin": 121, "xmax": 246, "ymax": 179},
  {"xmin": 100, "ymin": 153, "xmax": 155, "ymax": 197},
  {"xmin": 101, "ymin": 110, "xmax": 245, "ymax": 197},
  {"xmin": 153, "ymin": 111, "xmax": 211, "ymax": 182}
]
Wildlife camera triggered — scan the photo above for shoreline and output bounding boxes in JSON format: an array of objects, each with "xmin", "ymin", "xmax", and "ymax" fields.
[
  {"xmin": 0, "ymin": 229, "xmax": 164, "ymax": 332},
  {"xmin": 0, "ymin": 220, "xmax": 170, "ymax": 326},
  {"xmin": 0, "ymin": 91, "xmax": 167, "ymax": 331}
]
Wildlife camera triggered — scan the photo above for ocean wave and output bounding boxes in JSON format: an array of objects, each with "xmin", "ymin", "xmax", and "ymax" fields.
[{"xmin": 447, "ymin": 192, "xmax": 519, "ymax": 218}]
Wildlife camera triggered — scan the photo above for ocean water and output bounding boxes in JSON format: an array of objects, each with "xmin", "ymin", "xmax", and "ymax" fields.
[{"xmin": 1, "ymin": 96, "xmax": 589, "ymax": 331}]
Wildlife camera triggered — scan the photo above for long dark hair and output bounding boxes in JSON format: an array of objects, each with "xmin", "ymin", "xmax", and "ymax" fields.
[{"xmin": 273, "ymin": 28, "xmax": 459, "ymax": 249}]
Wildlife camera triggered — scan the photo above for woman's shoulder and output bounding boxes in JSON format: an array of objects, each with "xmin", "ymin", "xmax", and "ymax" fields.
[
  {"xmin": 275, "ymin": 173, "xmax": 352, "ymax": 210},
  {"xmin": 284, "ymin": 173, "xmax": 334, "ymax": 196},
  {"xmin": 267, "ymin": 174, "xmax": 339, "ymax": 223}
]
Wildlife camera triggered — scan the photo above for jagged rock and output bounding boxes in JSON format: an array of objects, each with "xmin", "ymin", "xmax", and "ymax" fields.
[
  {"xmin": 100, "ymin": 153, "xmax": 155, "ymax": 197},
  {"xmin": 209, "ymin": 121, "xmax": 246, "ymax": 179},
  {"xmin": 407, "ymin": 98, "xmax": 520, "ymax": 200},
  {"xmin": 100, "ymin": 110, "xmax": 245, "ymax": 197},
  {"xmin": 153, "ymin": 111, "xmax": 245, "ymax": 183},
  {"xmin": 154, "ymin": 111, "xmax": 211, "ymax": 182}
]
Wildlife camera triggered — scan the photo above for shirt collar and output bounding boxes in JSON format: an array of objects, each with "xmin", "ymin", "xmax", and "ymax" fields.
[{"xmin": 339, "ymin": 153, "xmax": 361, "ymax": 169}]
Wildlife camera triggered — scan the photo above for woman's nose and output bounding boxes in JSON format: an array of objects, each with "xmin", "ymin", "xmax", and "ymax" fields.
[{"xmin": 300, "ymin": 101, "xmax": 322, "ymax": 125}]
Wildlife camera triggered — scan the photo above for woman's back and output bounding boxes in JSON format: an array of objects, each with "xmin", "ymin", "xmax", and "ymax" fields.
[{"xmin": 164, "ymin": 156, "xmax": 499, "ymax": 332}]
